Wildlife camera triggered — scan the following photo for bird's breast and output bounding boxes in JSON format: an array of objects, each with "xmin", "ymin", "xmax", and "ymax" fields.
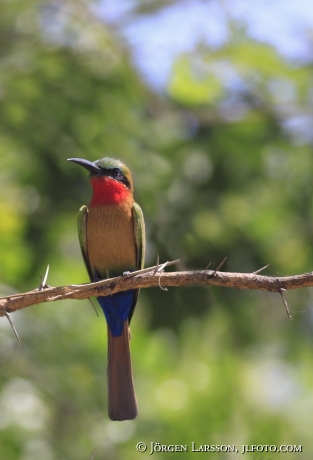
[{"xmin": 86, "ymin": 202, "xmax": 136, "ymax": 279}]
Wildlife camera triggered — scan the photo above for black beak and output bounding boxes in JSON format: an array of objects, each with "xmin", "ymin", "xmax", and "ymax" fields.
[{"xmin": 67, "ymin": 158, "xmax": 101, "ymax": 175}]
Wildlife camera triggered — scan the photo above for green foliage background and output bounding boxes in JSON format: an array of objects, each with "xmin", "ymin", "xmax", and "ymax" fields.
[{"xmin": 1, "ymin": 1, "xmax": 313, "ymax": 459}]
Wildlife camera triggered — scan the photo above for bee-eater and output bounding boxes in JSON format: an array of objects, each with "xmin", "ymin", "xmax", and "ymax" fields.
[{"xmin": 68, "ymin": 157, "xmax": 145, "ymax": 421}]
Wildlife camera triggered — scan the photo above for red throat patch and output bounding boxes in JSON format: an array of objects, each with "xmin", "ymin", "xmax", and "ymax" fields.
[{"xmin": 90, "ymin": 176, "xmax": 130, "ymax": 206}]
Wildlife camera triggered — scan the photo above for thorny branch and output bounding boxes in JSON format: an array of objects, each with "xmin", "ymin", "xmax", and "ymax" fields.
[{"xmin": 1, "ymin": 259, "xmax": 313, "ymax": 320}]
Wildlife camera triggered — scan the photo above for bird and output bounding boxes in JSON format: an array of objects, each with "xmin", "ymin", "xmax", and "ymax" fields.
[{"xmin": 68, "ymin": 157, "xmax": 145, "ymax": 421}]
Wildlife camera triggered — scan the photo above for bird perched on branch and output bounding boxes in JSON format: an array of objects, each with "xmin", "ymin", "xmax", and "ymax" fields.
[{"xmin": 68, "ymin": 157, "xmax": 145, "ymax": 421}]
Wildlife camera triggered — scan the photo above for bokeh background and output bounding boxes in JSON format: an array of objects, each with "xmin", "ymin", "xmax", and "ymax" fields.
[{"xmin": 1, "ymin": 0, "xmax": 313, "ymax": 458}]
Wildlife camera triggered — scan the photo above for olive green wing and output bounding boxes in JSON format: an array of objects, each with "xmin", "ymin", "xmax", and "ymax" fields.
[
  {"xmin": 132, "ymin": 201, "xmax": 145, "ymax": 271},
  {"xmin": 77, "ymin": 205, "xmax": 94, "ymax": 281},
  {"xmin": 128, "ymin": 201, "xmax": 145, "ymax": 323}
]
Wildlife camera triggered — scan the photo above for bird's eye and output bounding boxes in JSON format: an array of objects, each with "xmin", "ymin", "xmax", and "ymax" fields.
[{"xmin": 111, "ymin": 168, "xmax": 121, "ymax": 177}]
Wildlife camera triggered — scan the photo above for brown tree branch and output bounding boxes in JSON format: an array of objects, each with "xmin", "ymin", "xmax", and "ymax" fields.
[{"xmin": 1, "ymin": 259, "xmax": 313, "ymax": 317}]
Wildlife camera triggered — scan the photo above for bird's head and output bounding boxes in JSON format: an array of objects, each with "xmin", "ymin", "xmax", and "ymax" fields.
[
  {"xmin": 68, "ymin": 157, "xmax": 133, "ymax": 191},
  {"xmin": 68, "ymin": 157, "xmax": 134, "ymax": 205}
]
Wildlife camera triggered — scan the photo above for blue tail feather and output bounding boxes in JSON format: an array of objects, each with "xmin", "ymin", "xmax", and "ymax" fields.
[{"xmin": 97, "ymin": 290, "xmax": 136, "ymax": 337}]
